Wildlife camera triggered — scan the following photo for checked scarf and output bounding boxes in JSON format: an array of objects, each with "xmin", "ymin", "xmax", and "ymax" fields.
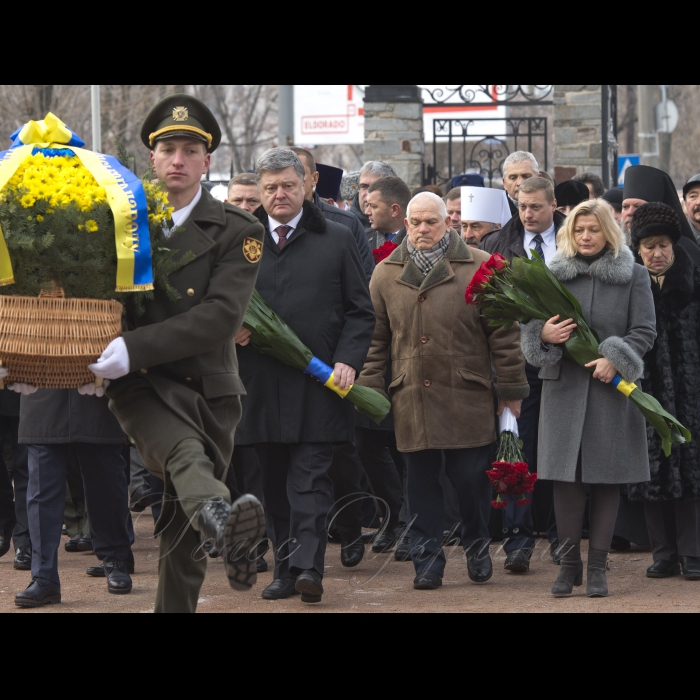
[{"xmin": 407, "ymin": 234, "xmax": 450, "ymax": 276}]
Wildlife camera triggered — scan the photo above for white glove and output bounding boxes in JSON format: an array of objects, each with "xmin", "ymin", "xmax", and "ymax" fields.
[
  {"xmin": 88, "ymin": 337, "xmax": 130, "ymax": 380},
  {"xmin": 499, "ymin": 406, "xmax": 519, "ymax": 434},
  {"xmin": 8, "ymin": 383, "xmax": 38, "ymax": 395},
  {"xmin": 0, "ymin": 367, "xmax": 7, "ymax": 378},
  {"xmin": 78, "ymin": 379, "xmax": 111, "ymax": 397}
]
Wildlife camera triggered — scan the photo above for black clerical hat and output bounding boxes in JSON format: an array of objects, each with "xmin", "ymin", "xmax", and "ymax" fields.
[{"xmin": 554, "ymin": 180, "xmax": 589, "ymax": 207}]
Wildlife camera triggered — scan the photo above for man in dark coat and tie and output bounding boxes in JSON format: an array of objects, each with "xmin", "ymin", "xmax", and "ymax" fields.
[
  {"xmin": 234, "ymin": 149, "xmax": 375, "ymax": 604},
  {"xmin": 480, "ymin": 177, "xmax": 564, "ymax": 572}
]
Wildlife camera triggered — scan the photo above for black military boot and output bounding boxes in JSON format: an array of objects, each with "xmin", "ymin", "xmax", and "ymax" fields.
[{"xmin": 199, "ymin": 495, "xmax": 265, "ymax": 591}]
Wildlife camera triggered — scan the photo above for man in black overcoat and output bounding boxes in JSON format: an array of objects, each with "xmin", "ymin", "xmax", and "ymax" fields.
[{"xmin": 235, "ymin": 149, "xmax": 375, "ymax": 603}]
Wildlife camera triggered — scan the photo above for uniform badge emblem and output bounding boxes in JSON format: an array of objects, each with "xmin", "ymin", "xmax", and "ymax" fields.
[
  {"xmin": 172, "ymin": 107, "xmax": 189, "ymax": 122},
  {"xmin": 243, "ymin": 237, "xmax": 263, "ymax": 263}
]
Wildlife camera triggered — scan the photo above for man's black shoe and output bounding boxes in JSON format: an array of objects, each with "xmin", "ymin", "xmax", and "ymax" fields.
[
  {"xmin": 254, "ymin": 536, "xmax": 269, "ymax": 571},
  {"xmin": 262, "ymin": 578, "xmax": 299, "ymax": 599},
  {"xmin": 61, "ymin": 525, "xmax": 68, "ymax": 537},
  {"xmin": 680, "ymin": 556, "xmax": 700, "ymax": 580},
  {"xmin": 129, "ymin": 484, "xmax": 153, "ymax": 512},
  {"xmin": 610, "ymin": 535, "xmax": 631, "ymax": 552},
  {"xmin": 504, "ymin": 549, "xmax": 531, "ymax": 573},
  {"xmin": 340, "ymin": 541, "xmax": 365, "ymax": 567},
  {"xmin": 87, "ymin": 552, "xmax": 135, "ymax": 577},
  {"xmin": 371, "ymin": 530, "xmax": 396, "ymax": 553},
  {"xmin": 199, "ymin": 495, "xmax": 265, "ymax": 591},
  {"xmin": 65, "ymin": 534, "xmax": 93, "ymax": 552},
  {"xmin": 413, "ymin": 571, "xmax": 442, "ymax": 590},
  {"xmin": 295, "ymin": 570, "xmax": 323, "ymax": 603},
  {"xmin": 104, "ymin": 561, "xmax": 133, "ymax": 594},
  {"xmin": 646, "ymin": 559, "xmax": 680, "ymax": 578},
  {"xmin": 13, "ymin": 546, "xmax": 32, "ymax": 571},
  {"xmin": 0, "ymin": 526, "xmax": 12, "ymax": 558},
  {"xmin": 15, "ymin": 578, "xmax": 61, "ymax": 607},
  {"xmin": 203, "ymin": 540, "xmax": 220, "ymax": 559},
  {"xmin": 467, "ymin": 553, "xmax": 493, "ymax": 583},
  {"xmin": 394, "ymin": 536, "xmax": 411, "ymax": 561}
]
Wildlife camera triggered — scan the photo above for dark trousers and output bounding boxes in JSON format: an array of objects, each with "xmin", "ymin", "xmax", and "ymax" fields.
[
  {"xmin": 356, "ymin": 428, "xmax": 404, "ymax": 531},
  {"xmin": 328, "ymin": 441, "xmax": 365, "ymax": 544},
  {"xmin": 502, "ymin": 367, "xmax": 558, "ymax": 553},
  {"xmin": 256, "ymin": 442, "xmax": 334, "ymax": 579},
  {"xmin": 644, "ymin": 500, "xmax": 700, "ymax": 561},
  {"xmin": 404, "ymin": 446, "xmax": 492, "ymax": 576},
  {"xmin": 226, "ymin": 445, "xmax": 264, "ymax": 502},
  {"xmin": 27, "ymin": 444, "xmax": 132, "ymax": 586},
  {"xmin": 0, "ymin": 416, "xmax": 29, "ymax": 548}
]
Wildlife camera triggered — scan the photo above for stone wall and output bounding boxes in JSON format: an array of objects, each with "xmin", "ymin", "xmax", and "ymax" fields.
[
  {"xmin": 363, "ymin": 86, "xmax": 424, "ymax": 188},
  {"xmin": 553, "ymin": 85, "xmax": 602, "ymax": 183}
]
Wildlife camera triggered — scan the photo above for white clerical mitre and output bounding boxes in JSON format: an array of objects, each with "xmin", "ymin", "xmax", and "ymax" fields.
[{"xmin": 461, "ymin": 186, "xmax": 512, "ymax": 227}]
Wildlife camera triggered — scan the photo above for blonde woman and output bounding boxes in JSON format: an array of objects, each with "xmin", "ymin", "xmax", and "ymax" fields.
[{"xmin": 520, "ymin": 199, "xmax": 656, "ymax": 597}]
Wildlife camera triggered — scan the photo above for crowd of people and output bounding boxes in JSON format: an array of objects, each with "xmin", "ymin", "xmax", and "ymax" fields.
[{"xmin": 1, "ymin": 92, "xmax": 699, "ymax": 612}]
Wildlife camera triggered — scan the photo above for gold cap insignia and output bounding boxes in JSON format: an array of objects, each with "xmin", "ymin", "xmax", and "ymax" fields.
[
  {"xmin": 243, "ymin": 237, "xmax": 263, "ymax": 263},
  {"xmin": 172, "ymin": 106, "xmax": 189, "ymax": 122}
]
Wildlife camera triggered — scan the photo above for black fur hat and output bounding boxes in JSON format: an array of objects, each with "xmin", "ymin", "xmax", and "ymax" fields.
[{"xmin": 630, "ymin": 201, "xmax": 681, "ymax": 249}]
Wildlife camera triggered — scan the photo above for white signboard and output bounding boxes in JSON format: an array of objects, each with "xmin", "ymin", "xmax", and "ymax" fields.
[
  {"xmin": 293, "ymin": 85, "xmax": 506, "ymax": 145},
  {"xmin": 294, "ymin": 85, "xmax": 365, "ymax": 145}
]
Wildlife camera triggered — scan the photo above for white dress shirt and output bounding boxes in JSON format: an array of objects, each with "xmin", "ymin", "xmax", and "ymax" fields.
[
  {"xmin": 164, "ymin": 186, "xmax": 202, "ymax": 238},
  {"xmin": 523, "ymin": 222, "xmax": 556, "ymax": 264},
  {"xmin": 268, "ymin": 208, "xmax": 304, "ymax": 245}
]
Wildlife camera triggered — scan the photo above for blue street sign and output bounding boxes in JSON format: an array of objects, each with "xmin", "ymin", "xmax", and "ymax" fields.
[{"xmin": 618, "ymin": 154, "xmax": 640, "ymax": 185}]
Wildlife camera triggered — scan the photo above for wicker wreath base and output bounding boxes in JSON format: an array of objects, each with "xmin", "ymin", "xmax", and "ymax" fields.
[{"xmin": 0, "ymin": 289, "xmax": 123, "ymax": 389}]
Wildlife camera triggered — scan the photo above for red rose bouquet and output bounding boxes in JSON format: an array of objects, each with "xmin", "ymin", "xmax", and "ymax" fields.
[
  {"xmin": 487, "ymin": 408, "xmax": 537, "ymax": 509},
  {"xmin": 373, "ymin": 241, "xmax": 398, "ymax": 265},
  {"xmin": 465, "ymin": 251, "xmax": 691, "ymax": 457}
]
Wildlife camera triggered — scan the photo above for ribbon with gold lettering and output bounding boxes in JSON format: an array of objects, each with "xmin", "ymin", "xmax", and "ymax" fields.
[{"xmin": 0, "ymin": 112, "xmax": 153, "ymax": 291}]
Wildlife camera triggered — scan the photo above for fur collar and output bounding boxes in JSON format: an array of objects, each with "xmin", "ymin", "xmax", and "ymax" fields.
[
  {"xmin": 548, "ymin": 245, "xmax": 635, "ymax": 285},
  {"xmin": 254, "ymin": 199, "xmax": 327, "ymax": 234},
  {"xmin": 386, "ymin": 230, "xmax": 473, "ymax": 291}
]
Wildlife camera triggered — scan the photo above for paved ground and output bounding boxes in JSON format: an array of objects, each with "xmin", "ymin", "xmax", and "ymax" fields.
[{"xmin": 1, "ymin": 514, "xmax": 698, "ymax": 613}]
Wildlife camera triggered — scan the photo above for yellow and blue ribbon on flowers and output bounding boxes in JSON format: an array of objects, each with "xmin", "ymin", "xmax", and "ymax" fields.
[
  {"xmin": 303, "ymin": 356, "xmax": 352, "ymax": 398},
  {"xmin": 611, "ymin": 374, "xmax": 638, "ymax": 397},
  {"xmin": 0, "ymin": 112, "xmax": 153, "ymax": 291}
]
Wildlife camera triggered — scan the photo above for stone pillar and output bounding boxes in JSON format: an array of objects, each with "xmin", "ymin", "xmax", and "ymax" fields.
[
  {"xmin": 363, "ymin": 85, "xmax": 424, "ymax": 188},
  {"xmin": 553, "ymin": 85, "xmax": 603, "ymax": 183}
]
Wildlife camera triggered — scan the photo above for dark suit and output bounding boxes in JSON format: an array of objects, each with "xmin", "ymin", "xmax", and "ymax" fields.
[
  {"xmin": 20, "ymin": 390, "xmax": 131, "ymax": 586},
  {"xmin": 237, "ymin": 200, "xmax": 374, "ymax": 578},
  {"xmin": 0, "ymin": 391, "xmax": 29, "ymax": 552},
  {"xmin": 480, "ymin": 210, "xmax": 566, "ymax": 553}
]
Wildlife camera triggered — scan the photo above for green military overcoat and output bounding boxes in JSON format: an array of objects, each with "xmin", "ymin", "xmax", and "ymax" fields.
[{"xmin": 107, "ymin": 187, "xmax": 264, "ymax": 487}]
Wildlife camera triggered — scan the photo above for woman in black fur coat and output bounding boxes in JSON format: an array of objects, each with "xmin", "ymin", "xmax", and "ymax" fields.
[{"xmin": 627, "ymin": 202, "xmax": 700, "ymax": 581}]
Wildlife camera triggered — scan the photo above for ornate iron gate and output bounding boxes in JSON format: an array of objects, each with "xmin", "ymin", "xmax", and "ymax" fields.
[{"xmin": 422, "ymin": 85, "xmax": 554, "ymax": 188}]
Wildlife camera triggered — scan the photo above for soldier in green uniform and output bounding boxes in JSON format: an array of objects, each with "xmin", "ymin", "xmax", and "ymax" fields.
[{"xmin": 89, "ymin": 94, "xmax": 266, "ymax": 613}]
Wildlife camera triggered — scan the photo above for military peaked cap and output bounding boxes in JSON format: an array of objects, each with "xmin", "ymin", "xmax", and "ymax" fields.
[{"xmin": 141, "ymin": 93, "xmax": 221, "ymax": 152}]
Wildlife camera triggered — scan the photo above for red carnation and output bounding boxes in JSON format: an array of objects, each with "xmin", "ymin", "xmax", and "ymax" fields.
[
  {"xmin": 516, "ymin": 497, "xmax": 531, "ymax": 506},
  {"xmin": 523, "ymin": 473, "xmax": 538, "ymax": 487},
  {"xmin": 492, "ymin": 460, "xmax": 511, "ymax": 470},
  {"xmin": 512, "ymin": 462, "xmax": 529, "ymax": 475},
  {"xmin": 373, "ymin": 241, "xmax": 398, "ymax": 264},
  {"xmin": 491, "ymin": 498, "xmax": 508, "ymax": 509},
  {"xmin": 503, "ymin": 474, "xmax": 519, "ymax": 487}
]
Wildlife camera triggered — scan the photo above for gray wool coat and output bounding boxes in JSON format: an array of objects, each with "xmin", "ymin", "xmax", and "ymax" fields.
[{"xmin": 520, "ymin": 246, "xmax": 656, "ymax": 484}]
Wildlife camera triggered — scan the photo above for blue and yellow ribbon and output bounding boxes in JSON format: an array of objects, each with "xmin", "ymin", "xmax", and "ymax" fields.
[
  {"xmin": 611, "ymin": 374, "xmax": 638, "ymax": 397},
  {"xmin": 0, "ymin": 113, "xmax": 154, "ymax": 291},
  {"xmin": 303, "ymin": 356, "xmax": 352, "ymax": 398}
]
